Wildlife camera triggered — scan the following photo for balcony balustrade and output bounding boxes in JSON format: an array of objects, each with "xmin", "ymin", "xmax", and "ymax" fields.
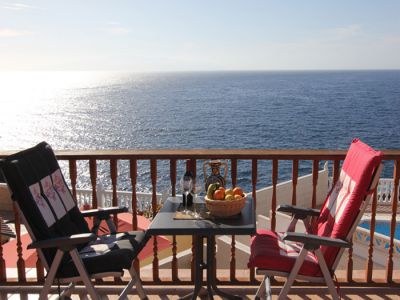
[{"xmin": 0, "ymin": 148, "xmax": 399, "ymax": 296}]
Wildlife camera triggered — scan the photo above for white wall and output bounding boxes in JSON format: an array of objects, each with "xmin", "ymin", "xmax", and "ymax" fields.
[{"xmin": 255, "ymin": 163, "xmax": 329, "ymax": 223}]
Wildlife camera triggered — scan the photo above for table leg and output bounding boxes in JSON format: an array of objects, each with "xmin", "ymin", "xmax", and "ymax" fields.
[
  {"xmin": 207, "ymin": 236, "xmax": 242, "ymax": 300},
  {"xmin": 179, "ymin": 236, "xmax": 205, "ymax": 300}
]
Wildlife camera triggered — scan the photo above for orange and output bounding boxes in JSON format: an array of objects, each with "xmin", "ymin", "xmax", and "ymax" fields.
[
  {"xmin": 234, "ymin": 194, "xmax": 242, "ymax": 200},
  {"xmin": 233, "ymin": 187, "xmax": 244, "ymax": 197},
  {"xmin": 213, "ymin": 189, "xmax": 225, "ymax": 200}
]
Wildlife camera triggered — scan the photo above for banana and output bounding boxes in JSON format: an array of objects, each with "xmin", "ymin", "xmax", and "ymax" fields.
[{"xmin": 207, "ymin": 183, "xmax": 219, "ymax": 199}]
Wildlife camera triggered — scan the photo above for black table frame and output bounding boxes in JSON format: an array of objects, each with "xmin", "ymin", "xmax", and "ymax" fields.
[{"xmin": 147, "ymin": 197, "xmax": 256, "ymax": 300}]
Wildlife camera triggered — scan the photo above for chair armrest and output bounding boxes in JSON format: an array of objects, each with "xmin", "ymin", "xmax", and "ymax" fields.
[
  {"xmin": 27, "ymin": 233, "xmax": 97, "ymax": 251},
  {"xmin": 81, "ymin": 206, "xmax": 128, "ymax": 219},
  {"xmin": 277, "ymin": 205, "xmax": 320, "ymax": 220},
  {"xmin": 282, "ymin": 232, "xmax": 351, "ymax": 250}
]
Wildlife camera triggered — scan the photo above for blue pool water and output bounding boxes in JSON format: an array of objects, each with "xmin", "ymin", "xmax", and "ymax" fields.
[{"xmin": 359, "ymin": 220, "xmax": 400, "ymax": 240}]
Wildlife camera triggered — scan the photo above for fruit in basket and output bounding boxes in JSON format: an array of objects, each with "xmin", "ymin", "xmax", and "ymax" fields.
[
  {"xmin": 233, "ymin": 187, "xmax": 244, "ymax": 197},
  {"xmin": 225, "ymin": 194, "xmax": 234, "ymax": 200},
  {"xmin": 205, "ymin": 186, "xmax": 247, "ymax": 217},
  {"xmin": 225, "ymin": 188, "xmax": 233, "ymax": 196},
  {"xmin": 213, "ymin": 189, "xmax": 225, "ymax": 200},
  {"xmin": 207, "ymin": 183, "xmax": 219, "ymax": 199},
  {"xmin": 206, "ymin": 185, "xmax": 245, "ymax": 201}
]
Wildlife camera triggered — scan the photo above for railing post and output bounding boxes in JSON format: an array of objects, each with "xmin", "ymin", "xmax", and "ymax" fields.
[
  {"xmin": 231, "ymin": 158, "xmax": 237, "ymax": 188},
  {"xmin": 271, "ymin": 159, "xmax": 278, "ymax": 231},
  {"xmin": 291, "ymin": 159, "xmax": 298, "ymax": 206},
  {"xmin": 129, "ymin": 159, "xmax": 138, "ymax": 230},
  {"xmin": 386, "ymin": 159, "xmax": 399, "ymax": 283},
  {"xmin": 129, "ymin": 158, "xmax": 140, "ymax": 275},
  {"xmin": 190, "ymin": 158, "xmax": 196, "ymax": 282},
  {"xmin": 312, "ymin": 160, "xmax": 319, "ymax": 209},
  {"xmin": 230, "ymin": 158, "xmax": 238, "ymax": 281},
  {"xmin": 13, "ymin": 202, "xmax": 26, "ymax": 282},
  {"xmin": 169, "ymin": 159, "xmax": 179, "ymax": 282},
  {"xmin": 150, "ymin": 159, "xmax": 160, "ymax": 283},
  {"xmin": 366, "ymin": 190, "xmax": 378, "ymax": 282},
  {"xmin": 251, "ymin": 159, "xmax": 258, "ymax": 209},
  {"xmin": 0, "ymin": 223, "xmax": 6, "ymax": 282},
  {"xmin": 250, "ymin": 159, "xmax": 258, "ymax": 283},
  {"xmin": 170, "ymin": 159, "xmax": 177, "ymax": 197},
  {"xmin": 69, "ymin": 159, "xmax": 77, "ymax": 201},
  {"xmin": 110, "ymin": 159, "xmax": 118, "ymax": 228},
  {"xmin": 332, "ymin": 160, "xmax": 340, "ymax": 186},
  {"xmin": 89, "ymin": 159, "xmax": 97, "ymax": 209}
]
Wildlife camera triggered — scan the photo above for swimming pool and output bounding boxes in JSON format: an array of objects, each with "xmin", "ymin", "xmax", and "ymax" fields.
[{"xmin": 358, "ymin": 220, "xmax": 400, "ymax": 240}]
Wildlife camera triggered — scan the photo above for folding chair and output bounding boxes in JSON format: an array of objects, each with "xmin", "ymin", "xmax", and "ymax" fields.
[
  {"xmin": 0, "ymin": 142, "xmax": 149, "ymax": 300},
  {"xmin": 248, "ymin": 139, "xmax": 383, "ymax": 300}
]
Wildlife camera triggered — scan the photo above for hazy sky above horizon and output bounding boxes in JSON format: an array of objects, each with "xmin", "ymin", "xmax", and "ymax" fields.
[{"xmin": 1, "ymin": 1, "xmax": 400, "ymax": 72}]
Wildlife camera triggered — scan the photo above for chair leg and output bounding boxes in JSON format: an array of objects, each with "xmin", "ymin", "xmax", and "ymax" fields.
[
  {"xmin": 278, "ymin": 247, "xmax": 308, "ymax": 299},
  {"xmin": 119, "ymin": 266, "xmax": 147, "ymax": 300},
  {"xmin": 69, "ymin": 249, "xmax": 101, "ymax": 300},
  {"xmin": 39, "ymin": 249, "xmax": 64, "ymax": 300},
  {"xmin": 255, "ymin": 275, "xmax": 266, "ymax": 299},
  {"xmin": 315, "ymin": 249, "xmax": 339, "ymax": 300},
  {"xmin": 265, "ymin": 276, "xmax": 272, "ymax": 300},
  {"xmin": 132, "ymin": 267, "xmax": 147, "ymax": 300},
  {"xmin": 256, "ymin": 274, "xmax": 272, "ymax": 300}
]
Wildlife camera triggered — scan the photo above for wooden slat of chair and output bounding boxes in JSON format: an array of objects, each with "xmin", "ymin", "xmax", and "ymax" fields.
[{"xmin": 0, "ymin": 217, "xmax": 15, "ymax": 238}]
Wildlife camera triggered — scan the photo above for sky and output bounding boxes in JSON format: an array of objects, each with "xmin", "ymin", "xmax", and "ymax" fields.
[{"xmin": 1, "ymin": 0, "xmax": 400, "ymax": 72}]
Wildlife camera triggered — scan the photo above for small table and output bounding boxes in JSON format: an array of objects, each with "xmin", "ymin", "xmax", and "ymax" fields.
[{"xmin": 147, "ymin": 197, "xmax": 256, "ymax": 300}]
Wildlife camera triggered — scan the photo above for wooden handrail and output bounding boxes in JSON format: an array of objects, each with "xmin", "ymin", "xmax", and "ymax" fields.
[
  {"xmin": 1, "ymin": 147, "xmax": 400, "ymax": 288},
  {"xmin": 1, "ymin": 148, "xmax": 399, "ymax": 160}
]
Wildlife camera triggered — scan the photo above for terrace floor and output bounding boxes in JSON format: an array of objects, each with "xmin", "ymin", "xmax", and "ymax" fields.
[{"xmin": 2, "ymin": 285, "xmax": 400, "ymax": 300}]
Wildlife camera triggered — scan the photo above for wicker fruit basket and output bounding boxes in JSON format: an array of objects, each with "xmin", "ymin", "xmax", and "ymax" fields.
[{"xmin": 204, "ymin": 195, "xmax": 246, "ymax": 217}]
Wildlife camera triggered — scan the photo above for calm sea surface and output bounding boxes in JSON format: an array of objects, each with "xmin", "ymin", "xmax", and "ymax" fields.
[{"xmin": 1, "ymin": 70, "xmax": 399, "ymax": 192}]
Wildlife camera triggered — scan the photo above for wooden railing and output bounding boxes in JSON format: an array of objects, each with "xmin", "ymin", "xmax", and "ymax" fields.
[{"xmin": 0, "ymin": 149, "xmax": 400, "ymax": 288}]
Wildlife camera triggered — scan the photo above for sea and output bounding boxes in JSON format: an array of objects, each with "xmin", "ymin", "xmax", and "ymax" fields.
[{"xmin": 1, "ymin": 70, "xmax": 400, "ymax": 193}]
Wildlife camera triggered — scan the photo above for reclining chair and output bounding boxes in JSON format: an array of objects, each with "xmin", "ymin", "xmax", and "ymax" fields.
[
  {"xmin": 248, "ymin": 139, "xmax": 383, "ymax": 299},
  {"xmin": 0, "ymin": 142, "xmax": 149, "ymax": 300}
]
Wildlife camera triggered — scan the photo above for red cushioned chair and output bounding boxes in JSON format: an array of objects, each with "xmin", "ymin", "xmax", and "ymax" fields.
[{"xmin": 248, "ymin": 139, "xmax": 383, "ymax": 300}]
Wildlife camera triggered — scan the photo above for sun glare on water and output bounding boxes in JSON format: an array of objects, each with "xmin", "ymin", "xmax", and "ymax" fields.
[
  {"xmin": 0, "ymin": 71, "xmax": 112, "ymax": 104},
  {"xmin": 0, "ymin": 71, "xmax": 121, "ymax": 149}
]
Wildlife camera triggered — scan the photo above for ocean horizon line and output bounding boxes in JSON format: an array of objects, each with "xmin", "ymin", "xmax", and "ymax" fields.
[{"xmin": 1, "ymin": 68, "xmax": 400, "ymax": 74}]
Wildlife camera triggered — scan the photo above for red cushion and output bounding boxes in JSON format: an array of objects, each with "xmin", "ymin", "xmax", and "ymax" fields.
[
  {"xmin": 248, "ymin": 229, "xmax": 322, "ymax": 277},
  {"xmin": 316, "ymin": 139, "xmax": 383, "ymax": 267}
]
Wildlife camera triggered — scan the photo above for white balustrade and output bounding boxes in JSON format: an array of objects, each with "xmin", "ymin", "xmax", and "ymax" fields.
[
  {"xmin": 74, "ymin": 185, "xmax": 162, "ymax": 213},
  {"xmin": 329, "ymin": 177, "xmax": 399, "ymax": 205}
]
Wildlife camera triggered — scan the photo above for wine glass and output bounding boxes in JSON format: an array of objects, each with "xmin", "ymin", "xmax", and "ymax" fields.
[
  {"xmin": 180, "ymin": 175, "xmax": 193, "ymax": 214},
  {"xmin": 192, "ymin": 185, "xmax": 203, "ymax": 218}
]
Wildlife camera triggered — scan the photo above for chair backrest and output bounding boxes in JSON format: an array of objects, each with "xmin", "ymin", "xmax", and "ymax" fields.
[
  {"xmin": 0, "ymin": 142, "xmax": 90, "ymax": 267},
  {"xmin": 314, "ymin": 139, "xmax": 383, "ymax": 269}
]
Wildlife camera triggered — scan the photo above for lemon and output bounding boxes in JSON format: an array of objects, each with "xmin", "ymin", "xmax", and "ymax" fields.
[
  {"xmin": 225, "ymin": 188, "xmax": 234, "ymax": 196},
  {"xmin": 225, "ymin": 194, "xmax": 234, "ymax": 200}
]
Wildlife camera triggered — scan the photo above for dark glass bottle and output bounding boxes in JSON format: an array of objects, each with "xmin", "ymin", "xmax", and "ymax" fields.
[
  {"xmin": 181, "ymin": 171, "xmax": 194, "ymax": 207},
  {"xmin": 186, "ymin": 192, "xmax": 193, "ymax": 207}
]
